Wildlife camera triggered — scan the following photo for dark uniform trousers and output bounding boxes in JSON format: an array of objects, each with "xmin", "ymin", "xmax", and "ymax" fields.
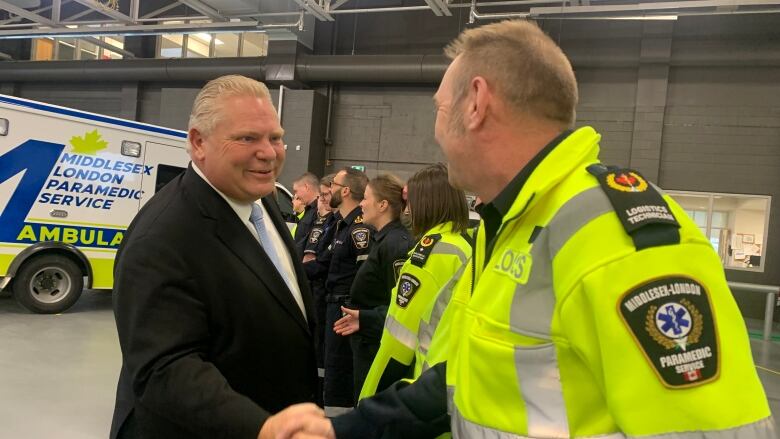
[{"xmin": 322, "ymin": 206, "xmax": 373, "ymax": 411}]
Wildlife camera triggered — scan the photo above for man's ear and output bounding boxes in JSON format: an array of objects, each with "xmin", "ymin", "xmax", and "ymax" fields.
[
  {"xmin": 466, "ymin": 76, "xmax": 490, "ymax": 131},
  {"xmin": 188, "ymin": 128, "xmax": 206, "ymax": 161}
]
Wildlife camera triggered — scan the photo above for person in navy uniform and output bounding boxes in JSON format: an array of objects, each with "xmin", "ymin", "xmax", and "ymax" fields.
[
  {"xmin": 322, "ymin": 167, "xmax": 373, "ymax": 415},
  {"xmin": 292, "ymin": 172, "xmax": 321, "ymax": 259},
  {"xmin": 334, "ymin": 174, "xmax": 412, "ymax": 401}
]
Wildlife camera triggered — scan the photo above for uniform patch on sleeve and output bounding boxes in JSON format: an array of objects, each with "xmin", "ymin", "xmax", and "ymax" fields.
[
  {"xmin": 410, "ymin": 234, "xmax": 441, "ymax": 268},
  {"xmin": 351, "ymin": 227, "xmax": 370, "ymax": 249},
  {"xmin": 396, "ymin": 273, "xmax": 421, "ymax": 308},
  {"xmin": 309, "ymin": 228, "xmax": 323, "ymax": 244},
  {"xmin": 393, "ymin": 259, "xmax": 406, "ymax": 282},
  {"xmin": 618, "ymin": 277, "xmax": 719, "ymax": 388}
]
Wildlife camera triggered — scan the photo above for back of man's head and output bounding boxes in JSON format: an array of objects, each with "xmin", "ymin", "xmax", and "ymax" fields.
[
  {"xmin": 445, "ymin": 20, "xmax": 577, "ymax": 128},
  {"xmin": 341, "ymin": 168, "xmax": 369, "ymax": 202},
  {"xmin": 187, "ymin": 75, "xmax": 272, "ymax": 151}
]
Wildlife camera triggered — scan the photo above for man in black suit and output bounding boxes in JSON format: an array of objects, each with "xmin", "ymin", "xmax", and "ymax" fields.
[{"xmin": 110, "ymin": 75, "xmax": 321, "ymax": 439}]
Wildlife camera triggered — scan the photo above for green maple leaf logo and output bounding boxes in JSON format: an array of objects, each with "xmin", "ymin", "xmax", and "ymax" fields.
[{"xmin": 70, "ymin": 129, "xmax": 108, "ymax": 155}]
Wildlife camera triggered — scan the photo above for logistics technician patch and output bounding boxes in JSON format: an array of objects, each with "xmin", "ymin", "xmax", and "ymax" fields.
[{"xmin": 618, "ymin": 276, "xmax": 719, "ymax": 388}]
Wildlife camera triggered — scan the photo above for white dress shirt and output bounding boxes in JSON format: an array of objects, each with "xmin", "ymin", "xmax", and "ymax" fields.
[{"xmin": 192, "ymin": 163, "xmax": 306, "ymax": 320}]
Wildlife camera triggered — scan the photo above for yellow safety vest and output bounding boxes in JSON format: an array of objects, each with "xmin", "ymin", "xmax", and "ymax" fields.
[
  {"xmin": 447, "ymin": 126, "xmax": 773, "ymax": 438},
  {"xmin": 360, "ymin": 222, "xmax": 472, "ymax": 400}
]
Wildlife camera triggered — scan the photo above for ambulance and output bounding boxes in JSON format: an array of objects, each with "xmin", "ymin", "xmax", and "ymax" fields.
[{"xmin": 0, "ymin": 94, "xmax": 295, "ymax": 314}]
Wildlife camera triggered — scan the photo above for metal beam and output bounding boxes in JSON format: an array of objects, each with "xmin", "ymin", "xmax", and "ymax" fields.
[
  {"xmin": 177, "ymin": 0, "xmax": 228, "ymax": 21},
  {"xmin": 293, "ymin": 0, "xmax": 334, "ymax": 21},
  {"xmin": 330, "ymin": 0, "xmax": 352, "ymax": 9},
  {"xmin": 70, "ymin": 0, "xmax": 135, "ymax": 23},
  {"xmin": 425, "ymin": 0, "xmax": 452, "ymax": 16},
  {"xmin": 530, "ymin": 0, "xmax": 780, "ymax": 15},
  {"xmin": 0, "ymin": 0, "xmax": 135, "ymax": 58},
  {"xmin": 0, "ymin": 0, "xmax": 57, "ymax": 25},
  {"xmin": 141, "ymin": 2, "xmax": 182, "ymax": 19},
  {"xmin": 0, "ymin": 21, "xmax": 273, "ymax": 38},
  {"xmin": 0, "ymin": 1, "xmax": 67, "ymax": 25}
]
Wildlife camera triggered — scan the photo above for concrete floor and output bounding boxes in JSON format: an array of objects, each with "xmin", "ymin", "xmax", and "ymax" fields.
[{"xmin": 0, "ymin": 290, "xmax": 778, "ymax": 438}]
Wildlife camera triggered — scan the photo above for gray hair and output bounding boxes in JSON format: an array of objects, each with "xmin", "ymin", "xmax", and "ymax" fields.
[{"xmin": 186, "ymin": 75, "xmax": 272, "ymax": 151}]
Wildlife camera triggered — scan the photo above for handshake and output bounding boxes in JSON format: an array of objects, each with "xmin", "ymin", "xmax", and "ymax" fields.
[{"xmin": 259, "ymin": 403, "xmax": 336, "ymax": 439}]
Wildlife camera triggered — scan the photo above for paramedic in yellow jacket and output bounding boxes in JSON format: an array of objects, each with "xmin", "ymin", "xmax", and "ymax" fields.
[
  {"xmin": 317, "ymin": 19, "xmax": 774, "ymax": 439},
  {"xmin": 359, "ymin": 163, "xmax": 471, "ymax": 400}
]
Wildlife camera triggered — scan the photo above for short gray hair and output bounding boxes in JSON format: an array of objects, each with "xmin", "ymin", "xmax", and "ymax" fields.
[{"xmin": 187, "ymin": 75, "xmax": 272, "ymax": 151}]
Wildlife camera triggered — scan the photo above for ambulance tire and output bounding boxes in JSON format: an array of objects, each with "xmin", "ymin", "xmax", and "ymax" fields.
[{"xmin": 12, "ymin": 255, "xmax": 84, "ymax": 314}]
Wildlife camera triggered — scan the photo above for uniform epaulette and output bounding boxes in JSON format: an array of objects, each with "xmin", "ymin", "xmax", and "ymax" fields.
[
  {"xmin": 586, "ymin": 164, "xmax": 680, "ymax": 251},
  {"xmin": 410, "ymin": 234, "xmax": 441, "ymax": 268}
]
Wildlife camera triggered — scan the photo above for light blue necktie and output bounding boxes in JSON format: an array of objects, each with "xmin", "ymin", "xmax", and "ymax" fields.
[
  {"xmin": 250, "ymin": 203, "xmax": 302, "ymax": 310},
  {"xmin": 250, "ymin": 202, "xmax": 285, "ymax": 273}
]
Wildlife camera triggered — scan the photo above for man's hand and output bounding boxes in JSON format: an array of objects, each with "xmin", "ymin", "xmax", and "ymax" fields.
[
  {"xmin": 303, "ymin": 253, "xmax": 317, "ymax": 263},
  {"xmin": 334, "ymin": 307, "xmax": 360, "ymax": 336},
  {"xmin": 258, "ymin": 403, "xmax": 334, "ymax": 439}
]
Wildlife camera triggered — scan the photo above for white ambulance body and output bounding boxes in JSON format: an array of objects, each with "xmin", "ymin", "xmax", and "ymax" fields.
[
  {"xmin": 0, "ymin": 94, "xmax": 296, "ymax": 314},
  {"xmin": 0, "ymin": 94, "xmax": 193, "ymax": 313}
]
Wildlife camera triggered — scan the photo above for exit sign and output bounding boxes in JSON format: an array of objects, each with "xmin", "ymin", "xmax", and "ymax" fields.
[{"xmin": 351, "ymin": 165, "xmax": 366, "ymax": 172}]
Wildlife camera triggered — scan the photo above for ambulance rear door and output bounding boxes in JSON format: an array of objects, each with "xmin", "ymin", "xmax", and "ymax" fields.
[{"xmin": 139, "ymin": 141, "xmax": 189, "ymax": 208}]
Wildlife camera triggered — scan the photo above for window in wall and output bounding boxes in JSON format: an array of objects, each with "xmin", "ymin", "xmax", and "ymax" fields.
[
  {"xmin": 156, "ymin": 30, "xmax": 267, "ymax": 58},
  {"xmin": 241, "ymin": 33, "xmax": 268, "ymax": 56},
  {"xmin": 57, "ymin": 38, "xmax": 77, "ymax": 60},
  {"xmin": 668, "ymin": 191, "xmax": 771, "ymax": 271},
  {"xmin": 213, "ymin": 33, "xmax": 240, "ymax": 58},
  {"xmin": 32, "ymin": 37, "xmax": 55, "ymax": 60},
  {"xmin": 186, "ymin": 33, "xmax": 210, "ymax": 58},
  {"xmin": 31, "ymin": 34, "xmax": 125, "ymax": 60}
]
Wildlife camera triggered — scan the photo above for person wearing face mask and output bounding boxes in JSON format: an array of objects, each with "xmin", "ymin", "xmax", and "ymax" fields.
[{"xmin": 333, "ymin": 174, "xmax": 412, "ymax": 402}]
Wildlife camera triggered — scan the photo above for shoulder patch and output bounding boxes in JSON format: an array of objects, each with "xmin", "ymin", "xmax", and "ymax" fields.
[
  {"xmin": 309, "ymin": 227, "xmax": 324, "ymax": 244},
  {"xmin": 351, "ymin": 227, "xmax": 370, "ymax": 249},
  {"xmin": 392, "ymin": 259, "xmax": 406, "ymax": 282},
  {"xmin": 354, "ymin": 215, "xmax": 363, "ymax": 224},
  {"xmin": 410, "ymin": 234, "xmax": 441, "ymax": 268},
  {"xmin": 588, "ymin": 165, "xmax": 680, "ymax": 250},
  {"xmin": 618, "ymin": 277, "xmax": 719, "ymax": 388},
  {"xmin": 396, "ymin": 273, "xmax": 421, "ymax": 308}
]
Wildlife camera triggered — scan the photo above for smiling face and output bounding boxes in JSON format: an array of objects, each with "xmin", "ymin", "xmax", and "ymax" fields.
[{"xmin": 189, "ymin": 94, "xmax": 285, "ymax": 203}]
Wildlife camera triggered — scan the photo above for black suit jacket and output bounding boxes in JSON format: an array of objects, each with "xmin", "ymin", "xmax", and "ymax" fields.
[{"xmin": 110, "ymin": 166, "xmax": 317, "ymax": 439}]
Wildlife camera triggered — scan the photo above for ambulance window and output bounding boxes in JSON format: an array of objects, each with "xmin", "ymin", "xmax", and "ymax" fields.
[{"xmin": 156, "ymin": 164, "xmax": 186, "ymax": 193}]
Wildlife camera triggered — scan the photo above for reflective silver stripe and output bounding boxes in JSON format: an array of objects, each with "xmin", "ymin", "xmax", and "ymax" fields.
[
  {"xmin": 384, "ymin": 314, "xmax": 418, "ymax": 351},
  {"xmin": 418, "ymin": 262, "xmax": 470, "ymax": 359},
  {"xmin": 431, "ymin": 241, "xmax": 469, "ymax": 264},
  {"xmin": 514, "ymin": 344, "xmax": 569, "ymax": 438},
  {"xmin": 452, "ymin": 406, "xmax": 625, "ymax": 439},
  {"xmin": 509, "ymin": 187, "xmax": 613, "ymax": 340},
  {"xmin": 547, "ymin": 187, "xmax": 613, "ymax": 259},
  {"xmin": 501, "ymin": 187, "xmax": 613, "ymax": 435},
  {"xmin": 317, "ymin": 367, "xmax": 325, "ymax": 378},
  {"xmin": 324, "ymin": 406, "xmax": 353, "ymax": 417},
  {"xmin": 356, "ymin": 254, "xmax": 369, "ymax": 261},
  {"xmin": 452, "ymin": 407, "xmax": 774, "ymax": 439},
  {"xmin": 625, "ymin": 417, "xmax": 776, "ymax": 439},
  {"xmin": 447, "ymin": 385, "xmax": 455, "ymax": 416}
]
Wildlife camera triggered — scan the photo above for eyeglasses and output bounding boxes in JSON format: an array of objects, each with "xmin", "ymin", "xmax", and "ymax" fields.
[{"xmin": 331, "ymin": 181, "xmax": 346, "ymax": 189}]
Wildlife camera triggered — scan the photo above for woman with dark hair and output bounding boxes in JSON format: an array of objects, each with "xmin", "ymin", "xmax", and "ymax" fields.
[
  {"xmin": 358, "ymin": 163, "xmax": 472, "ymax": 400},
  {"xmin": 333, "ymin": 173, "xmax": 413, "ymax": 402}
]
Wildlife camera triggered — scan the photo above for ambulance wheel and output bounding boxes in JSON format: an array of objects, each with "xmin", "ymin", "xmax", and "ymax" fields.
[{"xmin": 12, "ymin": 255, "xmax": 84, "ymax": 314}]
